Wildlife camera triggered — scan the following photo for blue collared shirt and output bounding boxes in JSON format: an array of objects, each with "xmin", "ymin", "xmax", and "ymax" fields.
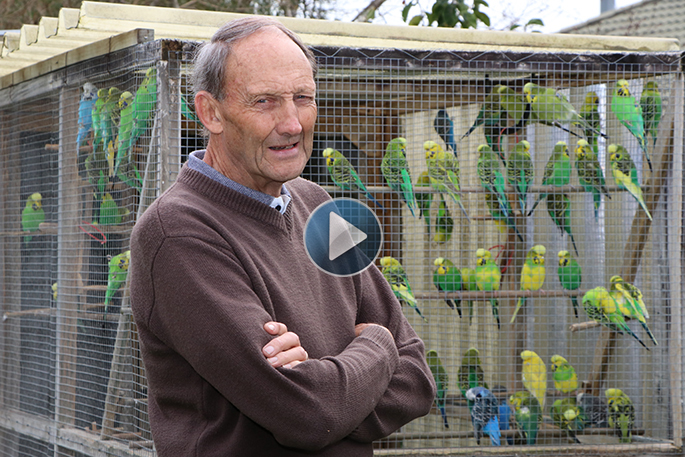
[{"xmin": 187, "ymin": 150, "xmax": 291, "ymax": 214}]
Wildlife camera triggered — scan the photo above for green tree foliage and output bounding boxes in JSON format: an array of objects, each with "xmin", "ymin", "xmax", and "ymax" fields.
[{"xmin": 402, "ymin": 0, "xmax": 490, "ymax": 28}]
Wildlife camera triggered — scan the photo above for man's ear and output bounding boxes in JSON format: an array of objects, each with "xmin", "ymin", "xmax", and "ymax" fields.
[{"xmin": 195, "ymin": 91, "xmax": 224, "ymax": 135}]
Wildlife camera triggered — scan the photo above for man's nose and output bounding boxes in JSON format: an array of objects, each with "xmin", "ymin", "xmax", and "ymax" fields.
[{"xmin": 275, "ymin": 99, "xmax": 304, "ymax": 136}]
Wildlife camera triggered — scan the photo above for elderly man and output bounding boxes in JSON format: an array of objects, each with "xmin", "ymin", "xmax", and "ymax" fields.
[{"xmin": 130, "ymin": 16, "xmax": 435, "ymax": 456}]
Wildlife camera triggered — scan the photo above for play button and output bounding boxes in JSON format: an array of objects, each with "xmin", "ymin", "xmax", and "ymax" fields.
[{"xmin": 304, "ymin": 198, "xmax": 383, "ymax": 276}]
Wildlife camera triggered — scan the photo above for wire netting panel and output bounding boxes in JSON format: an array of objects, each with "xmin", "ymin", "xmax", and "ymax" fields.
[
  {"xmin": 304, "ymin": 47, "xmax": 684, "ymax": 453},
  {"xmin": 0, "ymin": 37, "xmax": 683, "ymax": 457}
]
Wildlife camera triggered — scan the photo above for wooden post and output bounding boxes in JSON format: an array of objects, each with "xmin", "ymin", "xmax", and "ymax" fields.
[{"xmin": 54, "ymin": 86, "xmax": 83, "ymax": 426}]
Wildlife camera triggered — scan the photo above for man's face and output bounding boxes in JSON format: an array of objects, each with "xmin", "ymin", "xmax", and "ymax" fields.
[{"xmin": 208, "ymin": 27, "xmax": 317, "ymax": 196}]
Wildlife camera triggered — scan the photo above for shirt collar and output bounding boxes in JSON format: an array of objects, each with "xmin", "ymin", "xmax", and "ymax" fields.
[{"xmin": 187, "ymin": 150, "xmax": 291, "ymax": 214}]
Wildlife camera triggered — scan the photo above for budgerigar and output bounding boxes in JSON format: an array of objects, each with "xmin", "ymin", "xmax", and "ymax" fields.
[
  {"xmin": 612, "ymin": 79, "xmax": 651, "ymax": 171},
  {"xmin": 582, "ymin": 287, "xmax": 648, "ymax": 350},
  {"xmin": 101, "ymin": 87, "xmax": 122, "ymax": 171},
  {"xmin": 433, "ymin": 196, "xmax": 453, "ymax": 243},
  {"xmin": 577, "ymin": 392, "xmax": 608, "ymax": 428},
  {"xmin": 552, "ymin": 397, "xmax": 585, "ymax": 443},
  {"xmin": 510, "ymin": 390, "xmax": 541, "ymax": 445},
  {"xmin": 76, "ymin": 83, "xmax": 99, "ymax": 174},
  {"xmin": 575, "ymin": 139, "xmax": 611, "ymax": 221},
  {"xmin": 433, "ymin": 109, "xmax": 458, "ymax": 155},
  {"xmin": 521, "ymin": 350, "xmax": 547, "ymax": 410},
  {"xmin": 466, "ymin": 386, "xmax": 501, "ymax": 446},
  {"xmin": 379, "ymin": 256, "xmax": 427, "ymax": 322},
  {"xmin": 381, "ymin": 137, "xmax": 417, "ymax": 216},
  {"xmin": 610, "ymin": 275, "xmax": 657, "ymax": 346},
  {"xmin": 608, "ymin": 144, "xmax": 652, "ymax": 221},
  {"xmin": 477, "ymin": 144, "xmax": 522, "ymax": 241},
  {"xmin": 511, "ymin": 245, "xmax": 546, "ymax": 323},
  {"xmin": 22, "ymin": 192, "xmax": 45, "ymax": 245},
  {"xmin": 433, "ymin": 257, "xmax": 462, "ymax": 316},
  {"xmin": 461, "ymin": 267, "xmax": 478, "ymax": 324},
  {"xmin": 458, "ymin": 347, "xmax": 489, "ymax": 401},
  {"xmin": 323, "ymin": 148, "xmax": 383, "ymax": 208},
  {"xmin": 528, "ymin": 141, "xmax": 571, "ymax": 216},
  {"xmin": 606, "ymin": 388, "xmax": 636, "ymax": 443},
  {"xmin": 496, "ymin": 84, "xmax": 529, "ymax": 131},
  {"xmin": 506, "ymin": 139, "xmax": 534, "ymax": 214},
  {"xmin": 498, "ymin": 400, "xmax": 514, "ymax": 445},
  {"xmin": 91, "ymin": 87, "xmax": 109, "ymax": 152},
  {"xmin": 546, "ymin": 192, "xmax": 579, "ymax": 256},
  {"xmin": 104, "ymin": 250, "xmax": 130, "ymax": 313},
  {"xmin": 550, "ymin": 354, "xmax": 578, "ymax": 394},
  {"xmin": 557, "ymin": 250, "xmax": 582, "ymax": 318},
  {"xmin": 580, "ymin": 91, "xmax": 601, "ymax": 154},
  {"xmin": 523, "ymin": 82, "xmax": 604, "ymax": 138},
  {"xmin": 640, "ymin": 80, "xmax": 662, "ymax": 148},
  {"xmin": 461, "ymin": 86, "xmax": 507, "ymax": 162},
  {"xmin": 114, "ymin": 90, "xmax": 143, "ymax": 191},
  {"xmin": 426, "ymin": 349, "xmax": 450, "ymax": 428},
  {"xmin": 424, "ymin": 140, "xmax": 469, "ymax": 219},
  {"xmin": 98, "ymin": 192, "xmax": 128, "ymax": 226},
  {"xmin": 414, "ymin": 171, "xmax": 433, "ymax": 235},
  {"xmin": 475, "ymin": 248, "xmax": 501, "ymax": 329}
]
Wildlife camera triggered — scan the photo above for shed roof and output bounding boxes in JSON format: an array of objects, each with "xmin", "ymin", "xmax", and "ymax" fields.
[
  {"xmin": 0, "ymin": 1, "xmax": 680, "ymax": 89},
  {"xmin": 561, "ymin": 0, "xmax": 685, "ymax": 49}
]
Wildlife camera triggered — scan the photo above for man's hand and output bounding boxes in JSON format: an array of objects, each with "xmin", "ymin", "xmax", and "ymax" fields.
[
  {"xmin": 263, "ymin": 322, "xmax": 308, "ymax": 369},
  {"xmin": 354, "ymin": 323, "xmax": 393, "ymax": 338}
]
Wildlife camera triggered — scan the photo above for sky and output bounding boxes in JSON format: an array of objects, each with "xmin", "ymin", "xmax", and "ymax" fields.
[{"xmin": 335, "ymin": 0, "xmax": 643, "ymax": 33}]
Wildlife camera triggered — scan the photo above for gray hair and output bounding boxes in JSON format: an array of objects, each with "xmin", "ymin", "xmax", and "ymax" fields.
[{"xmin": 191, "ymin": 16, "xmax": 318, "ymax": 101}]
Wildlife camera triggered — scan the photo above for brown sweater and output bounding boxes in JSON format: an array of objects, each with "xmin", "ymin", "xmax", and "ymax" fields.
[{"xmin": 130, "ymin": 165, "xmax": 436, "ymax": 456}]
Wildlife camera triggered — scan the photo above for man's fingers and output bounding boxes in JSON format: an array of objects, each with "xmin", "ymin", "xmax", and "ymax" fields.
[{"xmin": 264, "ymin": 321, "xmax": 287, "ymax": 336}]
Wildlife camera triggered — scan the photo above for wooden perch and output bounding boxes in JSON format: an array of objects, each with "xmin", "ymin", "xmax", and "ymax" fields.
[
  {"xmin": 416, "ymin": 288, "xmax": 586, "ymax": 300},
  {"xmin": 570, "ymin": 320, "xmax": 601, "ymax": 332}
]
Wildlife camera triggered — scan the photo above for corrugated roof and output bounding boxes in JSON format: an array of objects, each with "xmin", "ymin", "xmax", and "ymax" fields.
[
  {"xmin": 0, "ymin": 1, "xmax": 680, "ymax": 89},
  {"xmin": 561, "ymin": 0, "xmax": 685, "ymax": 49}
]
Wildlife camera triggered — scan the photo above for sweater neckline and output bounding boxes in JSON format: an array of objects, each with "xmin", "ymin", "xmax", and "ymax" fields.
[{"xmin": 177, "ymin": 165, "xmax": 294, "ymax": 234}]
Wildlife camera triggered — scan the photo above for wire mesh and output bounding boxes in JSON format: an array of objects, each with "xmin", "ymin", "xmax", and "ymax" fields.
[{"xmin": 0, "ymin": 37, "xmax": 682, "ymax": 457}]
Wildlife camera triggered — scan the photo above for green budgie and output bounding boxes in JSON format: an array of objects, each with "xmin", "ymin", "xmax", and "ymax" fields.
[
  {"xmin": 91, "ymin": 87, "xmax": 109, "ymax": 152},
  {"xmin": 506, "ymin": 139, "xmax": 534, "ymax": 214},
  {"xmin": 550, "ymin": 354, "xmax": 578, "ymax": 394},
  {"xmin": 433, "ymin": 256, "xmax": 462, "ymax": 316},
  {"xmin": 104, "ymin": 250, "xmax": 130, "ymax": 313},
  {"xmin": 414, "ymin": 170, "xmax": 433, "ymax": 235},
  {"xmin": 323, "ymin": 148, "xmax": 383, "ymax": 208},
  {"xmin": 458, "ymin": 347, "xmax": 489, "ymax": 415},
  {"xmin": 477, "ymin": 144, "xmax": 522, "ymax": 241},
  {"xmin": 575, "ymin": 139, "xmax": 611, "ymax": 221},
  {"xmin": 22, "ymin": 192, "xmax": 45, "ymax": 245},
  {"xmin": 426, "ymin": 349, "xmax": 450, "ymax": 428},
  {"xmin": 424, "ymin": 140, "xmax": 469, "ymax": 220},
  {"xmin": 379, "ymin": 256, "xmax": 427, "ymax": 322},
  {"xmin": 608, "ymin": 144, "xmax": 652, "ymax": 221},
  {"xmin": 381, "ymin": 137, "xmax": 416, "ymax": 216},
  {"xmin": 610, "ymin": 275, "xmax": 657, "ymax": 346},
  {"xmin": 510, "ymin": 390, "xmax": 541, "ymax": 445},
  {"xmin": 475, "ymin": 248, "xmax": 501, "ymax": 329},
  {"xmin": 582, "ymin": 286, "xmax": 648, "ymax": 350},
  {"xmin": 101, "ymin": 87, "xmax": 122, "ymax": 171},
  {"xmin": 580, "ymin": 91, "xmax": 601, "ymax": 154},
  {"xmin": 461, "ymin": 85, "xmax": 507, "ymax": 163},
  {"xmin": 433, "ymin": 196, "xmax": 453, "ymax": 243},
  {"xmin": 552, "ymin": 397, "xmax": 585, "ymax": 443},
  {"xmin": 612, "ymin": 79, "xmax": 651, "ymax": 171},
  {"xmin": 546, "ymin": 192, "xmax": 578, "ymax": 256},
  {"xmin": 98, "ymin": 192, "xmax": 129, "ymax": 226},
  {"xmin": 606, "ymin": 388, "xmax": 635, "ymax": 443},
  {"xmin": 524, "ymin": 82, "xmax": 604, "ymax": 138},
  {"xmin": 557, "ymin": 250, "xmax": 582, "ymax": 318},
  {"xmin": 528, "ymin": 141, "xmax": 571, "ymax": 216},
  {"xmin": 640, "ymin": 80, "xmax": 662, "ymax": 148}
]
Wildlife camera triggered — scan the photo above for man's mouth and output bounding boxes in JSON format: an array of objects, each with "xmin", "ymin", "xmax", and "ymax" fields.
[{"xmin": 270, "ymin": 143, "xmax": 297, "ymax": 151}]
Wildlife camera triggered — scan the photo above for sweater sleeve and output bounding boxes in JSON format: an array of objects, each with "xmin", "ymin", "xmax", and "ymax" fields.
[
  {"xmin": 141, "ymin": 233, "xmax": 403, "ymax": 451},
  {"xmin": 347, "ymin": 264, "xmax": 437, "ymax": 442}
]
